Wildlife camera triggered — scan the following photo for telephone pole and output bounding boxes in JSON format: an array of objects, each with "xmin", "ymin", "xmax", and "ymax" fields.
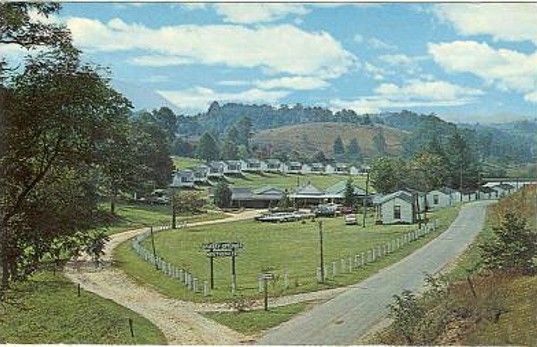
[
  {"xmin": 362, "ymin": 170, "xmax": 370, "ymax": 228},
  {"xmin": 318, "ymin": 221, "xmax": 325, "ymax": 283}
]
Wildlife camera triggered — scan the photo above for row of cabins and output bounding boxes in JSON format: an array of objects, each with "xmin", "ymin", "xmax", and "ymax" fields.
[
  {"xmin": 375, "ymin": 183, "xmax": 518, "ymax": 224},
  {"xmin": 211, "ymin": 181, "xmax": 368, "ymax": 209},
  {"xmin": 172, "ymin": 159, "xmax": 370, "ymax": 188}
]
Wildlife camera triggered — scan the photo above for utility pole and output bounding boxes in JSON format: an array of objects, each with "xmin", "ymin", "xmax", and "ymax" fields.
[
  {"xmin": 362, "ymin": 170, "xmax": 370, "ymax": 228},
  {"xmin": 459, "ymin": 163, "xmax": 463, "ymax": 202},
  {"xmin": 318, "ymin": 221, "xmax": 325, "ymax": 283}
]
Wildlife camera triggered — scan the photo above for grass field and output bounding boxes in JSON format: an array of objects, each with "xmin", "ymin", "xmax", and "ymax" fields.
[
  {"xmin": 99, "ymin": 202, "xmax": 227, "ymax": 235},
  {"xmin": 203, "ymin": 302, "xmax": 311, "ymax": 336},
  {"xmin": 252, "ymin": 122, "xmax": 405, "ymax": 158},
  {"xmin": 171, "ymin": 155, "xmax": 203, "ymax": 169},
  {"xmin": 115, "ymin": 205, "xmax": 460, "ymax": 302},
  {"xmin": 0, "ymin": 271, "xmax": 166, "ymax": 344},
  {"xmin": 224, "ymin": 172, "xmax": 370, "ymax": 191}
]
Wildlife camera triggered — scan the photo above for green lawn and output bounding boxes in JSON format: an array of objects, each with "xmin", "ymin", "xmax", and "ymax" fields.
[
  {"xmin": 203, "ymin": 302, "xmax": 311, "ymax": 336},
  {"xmin": 115, "ymin": 205, "xmax": 460, "ymax": 302},
  {"xmin": 224, "ymin": 172, "xmax": 370, "ymax": 191},
  {"xmin": 171, "ymin": 156, "xmax": 203, "ymax": 170},
  {"xmin": 99, "ymin": 202, "xmax": 227, "ymax": 235},
  {"xmin": 0, "ymin": 271, "xmax": 166, "ymax": 344}
]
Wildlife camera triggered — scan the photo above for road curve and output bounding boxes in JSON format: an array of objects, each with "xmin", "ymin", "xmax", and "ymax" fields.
[
  {"xmin": 64, "ymin": 210, "xmax": 262, "ymax": 345},
  {"xmin": 257, "ymin": 200, "xmax": 493, "ymax": 345}
]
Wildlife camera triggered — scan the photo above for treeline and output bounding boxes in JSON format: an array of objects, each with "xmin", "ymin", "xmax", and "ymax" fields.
[
  {"xmin": 370, "ymin": 129, "xmax": 481, "ymax": 193},
  {"xmin": 0, "ymin": 4, "xmax": 174, "ymax": 297},
  {"xmin": 174, "ymin": 103, "xmax": 534, "ymax": 166},
  {"xmin": 177, "ymin": 101, "xmax": 375, "ymax": 136}
]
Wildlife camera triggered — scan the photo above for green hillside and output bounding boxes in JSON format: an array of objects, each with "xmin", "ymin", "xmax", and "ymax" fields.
[{"xmin": 252, "ymin": 122, "xmax": 406, "ymax": 158}]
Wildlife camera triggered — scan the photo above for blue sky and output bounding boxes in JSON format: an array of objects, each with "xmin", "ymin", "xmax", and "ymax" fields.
[{"xmin": 9, "ymin": 3, "xmax": 537, "ymax": 123}]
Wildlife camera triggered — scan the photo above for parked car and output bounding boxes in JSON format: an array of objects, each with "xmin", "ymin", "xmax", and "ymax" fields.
[
  {"xmin": 339, "ymin": 206, "xmax": 355, "ymax": 214},
  {"xmin": 344, "ymin": 214, "xmax": 357, "ymax": 225},
  {"xmin": 314, "ymin": 203, "xmax": 340, "ymax": 217}
]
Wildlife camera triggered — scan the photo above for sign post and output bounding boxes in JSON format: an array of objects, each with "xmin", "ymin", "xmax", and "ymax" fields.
[
  {"xmin": 150, "ymin": 226, "xmax": 158, "ymax": 270},
  {"xmin": 258, "ymin": 273, "xmax": 274, "ymax": 311},
  {"xmin": 202, "ymin": 242, "xmax": 243, "ymax": 293}
]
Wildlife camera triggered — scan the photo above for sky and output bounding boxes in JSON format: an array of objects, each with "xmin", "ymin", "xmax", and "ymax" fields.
[{"xmin": 3, "ymin": 2, "xmax": 537, "ymax": 123}]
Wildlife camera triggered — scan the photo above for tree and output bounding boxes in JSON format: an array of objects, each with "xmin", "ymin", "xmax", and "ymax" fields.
[
  {"xmin": 221, "ymin": 126, "xmax": 240, "ymax": 160},
  {"xmin": 311, "ymin": 150, "xmax": 327, "ymax": 163},
  {"xmin": 388, "ymin": 290, "xmax": 425, "ymax": 344},
  {"xmin": 369, "ymin": 157, "xmax": 406, "ymax": 194},
  {"xmin": 277, "ymin": 190, "xmax": 292, "ymax": 210},
  {"xmin": 84, "ymin": 230, "xmax": 110, "ymax": 268},
  {"xmin": 197, "ymin": 132, "xmax": 220, "ymax": 161},
  {"xmin": 0, "ymin": 3, "xmax": 134, "ymax": 295},
  {"xmin": 131, "ymin": 119, "xmax": 174, "ymax": 188},
  {"xmin": 213, "ymin": 181, "xmax": 232, "ymax": 208},
  {"xmin": 172, "ymin": 137, "xmax": 194, "ymax": 157},
  {"xmin": 446, "ymin": 130, "xmax": 480, "ymax": 191},
  {"xmin": 235, "ymin": 116, "xmax": 252, "ymax": 150},
  {"xmin": 333, "ymin": 135, "xmax": 345, "ymax": 156},
  {"xmin": 344, "ymin": 178, "xmax": 355, "ymax": 207},
  {"xmin": 373, "ymin": 129, "xmax": 388, "ymax": 155},
  {"xmin": 150, "ymin": 107, "xmax": 177, "ymax": 143},
  {"xmin": 480, "ymin": 212, "xmax": 537, "ymax": 274},
  {"xmin": 346, "ymin": 138, "xmax": 362, "ymax": 161}
]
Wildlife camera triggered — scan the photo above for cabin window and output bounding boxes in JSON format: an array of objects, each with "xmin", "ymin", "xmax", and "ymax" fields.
[
  {"xmin": 433, "ymin": 194, "xmax": 439, "ymax": 205},
  {"xmin": 393, "ymin": 205, "xmax": 401, "ymax": 219}
]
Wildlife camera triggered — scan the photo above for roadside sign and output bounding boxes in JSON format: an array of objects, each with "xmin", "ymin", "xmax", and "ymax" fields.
[
  {"xmin": 258, "ymin": 273, "xmax": 274, "ymax": 280},
  {"xmin": 202, "ymin": 242, "xmax": 243, "ymax": 251}
]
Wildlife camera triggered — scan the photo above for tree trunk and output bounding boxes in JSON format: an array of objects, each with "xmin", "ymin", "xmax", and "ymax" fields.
[{"xmin": 110, "ymin": 190, "xmax": 116, "ymax": 215}]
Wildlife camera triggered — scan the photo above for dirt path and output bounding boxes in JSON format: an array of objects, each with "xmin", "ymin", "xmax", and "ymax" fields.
[{"xmin": 64, "ymin": 210, "xmax": 261, "ymax": 345}]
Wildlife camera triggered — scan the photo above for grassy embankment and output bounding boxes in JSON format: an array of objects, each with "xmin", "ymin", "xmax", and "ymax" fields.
[
  {"xmin": 0, "ymin": 272, "xmax": 166, "ymax": 344},
  {"xmin": 115, "ymin": 204, "xmax": 460, "ymax": 303},
  {"xmin": 99, "ymin": 202, "xmax": 227, "ymax": 235},
  {"xmin": 373, "ymin": 185, "xmax": 537, "ymax": 345}
]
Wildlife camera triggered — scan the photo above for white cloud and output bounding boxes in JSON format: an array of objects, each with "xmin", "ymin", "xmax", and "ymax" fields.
[
  {"xmin": 375, "ymin": 79, "xmax": 483, "ymax": 101},
  {"xmin": 524, "ymin": 91, "xmax": 537, "ymax": 104},
  {"xmin": 214, "ymin": 4, "xmax": 309, "ymax": 24},
  {"xmin": 433, "ymin": 4, "xmax": 537, "ymax": 45},
  {"xmin": 157, "ymin": 86, "xmax": 290, "ymax": 111},
  {"xmin": 330, "ymin": 78, "xmax": 482, "ymax": 114},
  {"xmin": 218, "ymin": 76, "xmax": 329, "ymax": 91},
  {"xmin": 428, "ymin": 41, "xmax": 537, "ymax": 95},
  {"xmin": 353, "ymin": 34, "xmax": 364, "ymax": 43},
  {"xmin": 363, "ymin": 62, "xmax": 386, "ymax": 81},
  {"xmin": 66, "ymin": 17, "xmax": 355, "ymax": 79},
  {"xmin": 257, "ymin": 76, "xmax": 329, "ymax": 90},
  {"xmin": 379, "ymin": 54, "xmax": 414, "ymax": 65},
  {"xmin": 367, "ymin": 37, "xmax": 397, "ymax": 50}
]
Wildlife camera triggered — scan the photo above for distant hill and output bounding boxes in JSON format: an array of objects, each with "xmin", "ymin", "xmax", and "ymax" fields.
[{"xmin": 252, "ymin": 122, "xmax": 407, "ymax": 158}]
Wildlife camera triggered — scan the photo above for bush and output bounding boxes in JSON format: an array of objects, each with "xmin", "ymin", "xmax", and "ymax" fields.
[{"xmin": 480, "ymin": 212, "xmax": 537, "ymax": 274}]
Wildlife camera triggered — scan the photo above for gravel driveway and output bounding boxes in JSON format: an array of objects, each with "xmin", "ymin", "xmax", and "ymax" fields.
[{"xmin": 64, "ymin": 210, "xmax": 262, "ymax": 345}]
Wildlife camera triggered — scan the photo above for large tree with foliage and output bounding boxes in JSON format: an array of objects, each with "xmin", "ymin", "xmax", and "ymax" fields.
[
  {"xmin": 0, "ymin": 3, "xmax": 137, "ymax": 295},
  {"xmin": 369, "ymin": 157, "xmax": 407, "ymax": 194},
  {"xmin": 446, "ymin": 130, "xmax": 480, "ymax": 190},
  {"xmin": 343, "ymin": 178, "xmax": 355, "ymax": 207},
  {"xmin": 333, "ymin": 135, "xmax": 345, "ymax": 156},
  {"xmin": 213, "ymin": 181, "xmax": 232, "ymax": 208},
  {"xmin": 480, "ymin": 212, "xmax": 537, "ymax": 274},
  {"xmin": 221, "ymin": 126, "xmax": 240, "ymax": 160},
  {"xmin": 346, "ymin": 138, "xmax": 362, "ymax": 161},
  {"xmin": 373, "ymin": 128, "xmax": 388, "ymax": 156},
  {"xmin": 197, "ymin": 131, "xmax": 220, "ymax": 161}
]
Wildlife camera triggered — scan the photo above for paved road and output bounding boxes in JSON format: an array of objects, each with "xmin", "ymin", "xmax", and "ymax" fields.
[{"xmin": 257, "ymin": 201, "xmax": 493, "ymax": 345}]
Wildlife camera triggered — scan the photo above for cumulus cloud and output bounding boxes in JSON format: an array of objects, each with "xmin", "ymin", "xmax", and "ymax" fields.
[
  {"xmin": 214, "ymin": 4, "xmax": 309, "ymax": 24},
  {"xmin": 375, "ymin": 79, "xmax": 483, "ymax": 101},
  {"xmin": 428, "ymin": 40, "xmax": 537, "ymax": 96},
  {"xmin": 157, "ymin": 86, "xmax": 290, "ymax": 111},
  {"xmin": 65, "ymin": 17, "xmax": 355, "ymax": 79},
  {"xmin": 217, "ymin": 76, "xmax": 329, "ymax": 91},
  {"xmin": 330, "ymin": 79, "xmax": 482, "ymax": 114},
  {"xmin": 367, "ymin": 37, "xmax": 397, "ymax": 50},
  {"xmin": 524, "ymin": 91, "xmax": 537, "ymax": 104},
  {"xmin": 433, "ymin": 4, "xmax": 537, "ymax": 45}
]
